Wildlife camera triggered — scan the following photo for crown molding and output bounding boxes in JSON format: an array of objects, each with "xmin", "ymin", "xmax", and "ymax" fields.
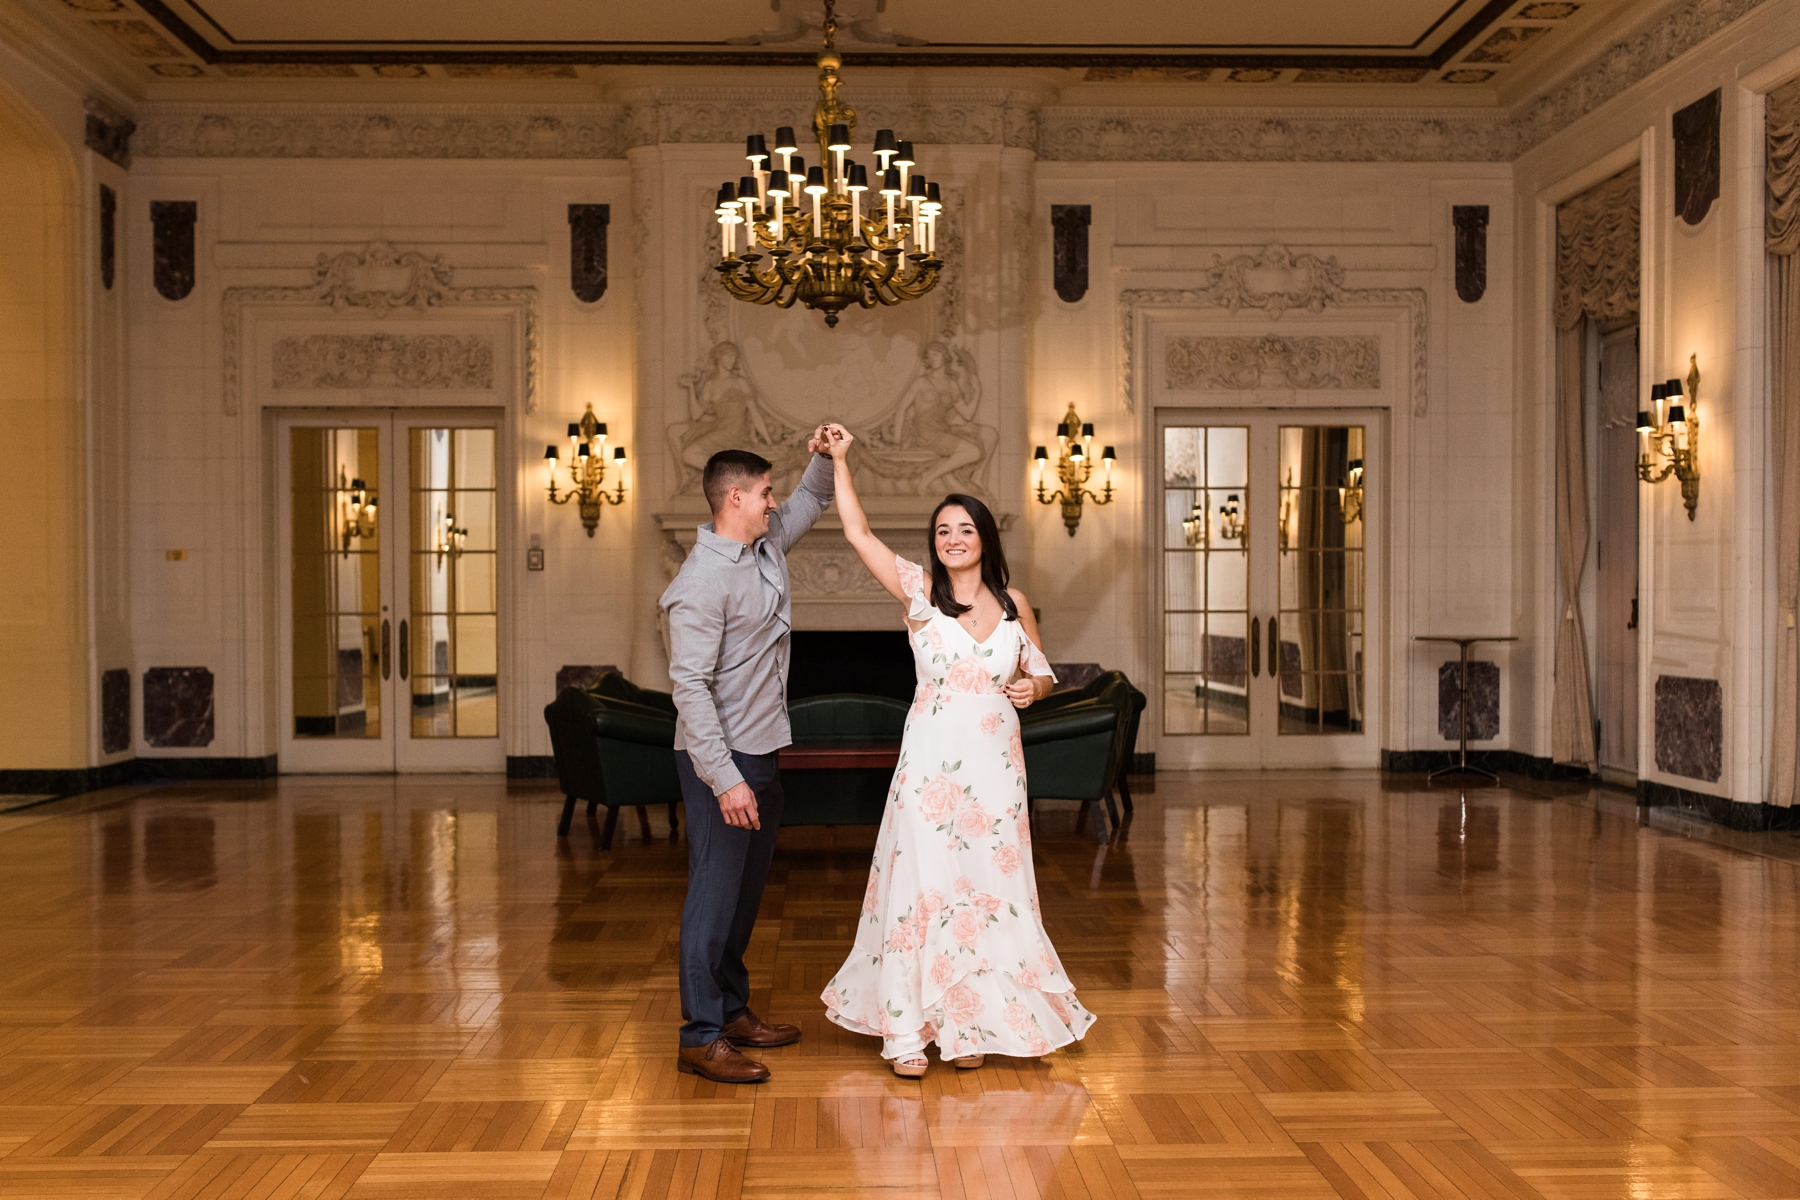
[
  {"xmin": 1038, "ymin": 104, "xmax": 1513, "ymax": 161},
  {"xmin": 134, "ymin": 100, "xmax": 626, "ymax": 158}
]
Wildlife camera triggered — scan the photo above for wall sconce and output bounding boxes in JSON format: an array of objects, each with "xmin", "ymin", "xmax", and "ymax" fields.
[
  {"xmin": 1217, "ymin": 493, "xmax": 1246, "ymax": 542},
  {"xmin": 1636, "ymin": 354, "xmax": 1701, "ymax": 520},
  {"xmin": 1033, "ymin": 403, "xmax": 1115, "ymax": 536},
  {"xmin": 1181, "ymin": 496, "xmax": 1207, "ymax": 547},
  {"xmin": 1339, "ymin": 458, "xmax": 1365, "ymax": 525},
  {"xmin": 435, "ymin": 512, "xmax": 468, "ymax": 569},
  {"xmin": 339, "ymin": 470, "xmax": 376, "ymax": 559},
  {"xmin": 545, "ymin": 403, "xmax": 628, "ymax": 537}
]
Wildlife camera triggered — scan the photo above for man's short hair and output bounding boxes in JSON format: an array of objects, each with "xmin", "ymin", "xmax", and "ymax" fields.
[{"xmin": 703, "ymin": 449, "xmax": 773, "ymax": 513}]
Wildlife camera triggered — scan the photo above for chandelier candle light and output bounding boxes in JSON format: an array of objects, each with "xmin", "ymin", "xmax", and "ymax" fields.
[
  {"xmin": 544, "ymin": 404, "xmax": 627, "ymax": 537},
  {"xmin": 1635, "ymin": 354, "xmax": 1701, "ymax": 520},
  {"xmin": 712, "ymin": 0, "xmax": 942, "ymax": 328},
  {"xmin": 1034, "ymin": 403, "xmax": 1115, "ymax": 536}
]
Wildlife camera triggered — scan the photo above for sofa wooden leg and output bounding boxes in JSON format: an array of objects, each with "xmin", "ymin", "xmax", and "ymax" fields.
[
  {"xmin": 557, "ymin": 795, "xmax": 577, "ymax": 838},
  {"xmin": 634, "ymin": 805, "xmax": 651, "ymax": 839},
  {"xmin": 600, "ymin": 805, "xmax": 620, "ymax": 851},
  {"xmin": 1103, "ymin": 789, "xmax": 1122, "ymax": 829},
  {"xmin": 1118, "ymin": 773, "xmax": 1135, "ymax": 814},
  {"xmin": 1088, "ymin": 797, "xmax": 1110, "ymax": 841}
]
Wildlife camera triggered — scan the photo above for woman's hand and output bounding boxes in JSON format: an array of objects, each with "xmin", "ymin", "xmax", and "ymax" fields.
[
  {"xmin": 1004, "ymin": 677, "xmax": 1045, "ymax": 709},
  {"xmin": 825, "ymin": 423, "xmax": 855, "ymax": 460}
]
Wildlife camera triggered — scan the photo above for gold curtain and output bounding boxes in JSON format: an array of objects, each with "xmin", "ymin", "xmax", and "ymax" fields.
[
  {"xmin": 1550, "ymin": 165, "xmax": 1639, "ymax": 770},
  {"xmin": 1768, "ymin": 78, "xmax": 1800, "ymax": 806}
]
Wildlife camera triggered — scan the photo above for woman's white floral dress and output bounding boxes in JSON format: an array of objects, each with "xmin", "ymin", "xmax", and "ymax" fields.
[{"xmin": 821, "ymin": 556, "xmax": 1097, "ymax": 1060}]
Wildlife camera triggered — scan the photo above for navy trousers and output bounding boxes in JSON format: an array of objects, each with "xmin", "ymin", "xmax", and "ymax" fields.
[{"xmin": 675, "ymin": 748, "xmax": 785, "ymax": 1047}]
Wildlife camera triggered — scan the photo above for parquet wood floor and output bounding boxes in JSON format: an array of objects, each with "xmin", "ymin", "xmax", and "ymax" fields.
[{"xmin": 1, "ymin": 773, "xmax": 1797, "ymax": 1198}]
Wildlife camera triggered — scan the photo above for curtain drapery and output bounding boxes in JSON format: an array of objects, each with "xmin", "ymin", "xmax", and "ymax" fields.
[
  {"xmin": 1768, "ymin": 78, "xmax": 1800, "ymax": 806},
  {"xmin": 1551, "ymin": 165, "xmax": 1639, "ymax": 770}
]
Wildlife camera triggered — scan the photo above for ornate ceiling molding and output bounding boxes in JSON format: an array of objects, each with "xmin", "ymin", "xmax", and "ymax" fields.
[
  {"xmin": 1038, "ymin": 106, "xmax": 1513, "ymax": 162},
  {"xmin": 621, "ymin": 86, "xmax": 1040, "ymax": 150},
  {"xmin": 1121, "ymin": 243, "xmax": 1428, "ymax": 415},
  {"xmin": 222, "ymin": 240, "xmax": 540, "ymax": 414},
  {"xmin": 1513, "ymin": 0, "xmax": 1773, "ymax": 155},
  {"xmin": 135, "ymin": 102, "xmax": 626, "ymax": 158}
]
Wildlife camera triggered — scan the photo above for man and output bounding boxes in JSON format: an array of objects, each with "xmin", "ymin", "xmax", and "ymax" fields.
[{"xmin": 660, "ymin": 428, "xmax": 834, "ymax": 1084}]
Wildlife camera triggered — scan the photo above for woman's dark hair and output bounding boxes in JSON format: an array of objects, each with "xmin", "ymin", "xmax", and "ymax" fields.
[{"xmin": 928, "ymin": 494, "xmax": 1019, "ymax": 622}]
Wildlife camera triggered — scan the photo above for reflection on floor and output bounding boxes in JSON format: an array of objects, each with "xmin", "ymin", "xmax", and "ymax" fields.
[{"xmin": 1, "ymin": 771, "xmax": 1797, "ymax": 1198}]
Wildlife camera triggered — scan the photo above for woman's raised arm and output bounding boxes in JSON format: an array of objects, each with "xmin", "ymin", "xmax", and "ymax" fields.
[{"xmin": 824, "ymin": 425, "xmax": 907, "ymax": 604}]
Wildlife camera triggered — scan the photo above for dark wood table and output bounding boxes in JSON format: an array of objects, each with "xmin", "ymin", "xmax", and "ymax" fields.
[
  {"xmin": 1415, "ymin": 635, "xmax": 1517, "ymax": 784},
  {"xmin": 778, "ymin": 743, "xmax": 901, "ymax": 771}
]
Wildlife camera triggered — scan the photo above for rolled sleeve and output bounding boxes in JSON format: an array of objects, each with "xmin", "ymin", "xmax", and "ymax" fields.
[
  {"xmin": 663, "ymin": 584, "xmax": 744, "ymax": 796},
  {"xmin": 770, "ymin": 454, "xmax": 836, "ymax": 553}
]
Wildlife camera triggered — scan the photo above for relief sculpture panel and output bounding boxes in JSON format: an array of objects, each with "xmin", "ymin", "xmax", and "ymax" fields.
[
  {"xmin": 272, "ymin": 333, "xmax": 495, "ymax": 390},
  {"xmin": 1165, "ymin": 335, "xmax": 1380, "ymax": 391},
  {"xmin": 670, "ymin": 184, "xmax": 996, "ymax": 499}
]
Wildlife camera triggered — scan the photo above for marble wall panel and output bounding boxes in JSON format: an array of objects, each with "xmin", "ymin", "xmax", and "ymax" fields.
[
  {"xmin": 143, "ymin": 667, "xmax": 213, "ymax": 748},
  {"xmin": 1439, "ymin": 661, "xmax": 1500, "ymax": 741},
  {"xmin": 1654, "ymin": 674, "xmax": 1722, "ymax": 782},
  {"xmin": 101, "ymin": 668, "xmax": 130, "ymax": 754},
  {"xmin": 555, "ymin": 664, "xmax": 621, "ymax": 694}
]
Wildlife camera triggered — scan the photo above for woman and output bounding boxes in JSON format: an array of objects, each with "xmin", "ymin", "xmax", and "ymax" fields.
[{"xmin": 817, "ymin": 424, "xmax": 1096, "ymax": 1077}]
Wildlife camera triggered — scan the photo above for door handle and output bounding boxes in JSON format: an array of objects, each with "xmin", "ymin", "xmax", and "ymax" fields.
[
  {"xmin": 1269, "ymin": 615, "xmax": 1280, "ymax": 679},
  {"xmin": 1628, "ymin": 596, "xmax": 1638, "ymax": 630},
  {"xmin": 380, "ymin": 620, "xmax": 391, "ymax": 680},
  {"xmin": 1250, "ymin": 616, "xmax": 1261, "ymax": 678},
  {"xmin": 399, "ymin": 619, "xmax": 410, "ymax": 680}
]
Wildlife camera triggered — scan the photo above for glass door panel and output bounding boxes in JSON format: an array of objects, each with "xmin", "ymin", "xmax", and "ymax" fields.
[
  {"xmin": 288, "ymin": 428, "xmax": 383, "ymax": 741},
  {"xmin": 1156, "ymin": 411, "xmax": 1379, "ymax": 768},
  {"xmin": 1277, "ymin": 425, "xmax": 1366, "ymax": 735},
  {"xmin": 1161, "ymin": 426, "xmax": 1250, "ymax": 736},
  {"xmin": 407, "ymin": 427, "xmax": 500, "ymax": 740}
]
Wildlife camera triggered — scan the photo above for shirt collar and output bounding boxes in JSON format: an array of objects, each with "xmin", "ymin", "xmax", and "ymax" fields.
[{"xmin": 696, "ymin": 523, "xmax": 753, "ymax": 562}]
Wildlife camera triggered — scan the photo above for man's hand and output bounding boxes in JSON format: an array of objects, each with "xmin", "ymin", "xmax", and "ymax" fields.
[
  {"xmin": 718, "ymin": 781, "xmax": 761, "ymax": 830},
  {"xmin": 807, "ymin": 424, "xmax": 833, "ymax": 456},
  {"xmin": 824, "ymin": 423, "xmax": 855, "ymax": 460}
]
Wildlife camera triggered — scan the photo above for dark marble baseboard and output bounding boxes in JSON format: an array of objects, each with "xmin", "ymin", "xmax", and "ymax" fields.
[
  {"xmin": 506, "ymin": 756, "xmax": 558, "ymax": 779},
  {"xmin": 1638, "ymin": 779, "xmax": 1800, "ymax": 831},
  {"xmin": 1381, "ymin": 748, "xmax": 1595, "ymax": 781},
  {"xmin": 0, "ymin": 755, "xmax": 280, "ymax": 800},
  {"xmin": 1130, "ymin": 752, "xmax": 1155, "ymax": 775}
]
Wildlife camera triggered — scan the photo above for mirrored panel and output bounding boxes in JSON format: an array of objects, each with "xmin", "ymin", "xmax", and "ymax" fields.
[
  {"xmin": 1277, "ymin": 425, "xmax": 1366, "ymax": 735},
  {"xmin": 289, "ymin": 427, "xmax": 382, "ymax": 739}
]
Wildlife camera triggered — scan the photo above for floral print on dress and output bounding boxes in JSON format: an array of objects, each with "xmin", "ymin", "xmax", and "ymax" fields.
[{"xmin": 822, "ymin": 555, "xmax": 1095, "ymax": 1060}]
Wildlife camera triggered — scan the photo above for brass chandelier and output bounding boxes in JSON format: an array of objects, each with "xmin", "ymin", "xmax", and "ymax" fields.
[{"xmin": 712, "ymin": 0, "xmax": 942, "ymax": 328}]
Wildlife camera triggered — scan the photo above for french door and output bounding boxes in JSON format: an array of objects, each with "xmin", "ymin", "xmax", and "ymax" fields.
[
  {"xmin": 277, "ymin": 412, "xmax": 505, "ymax": 772},
  {"xmin": 1157, "ymin": 410, "xmax": 1382, "ymax": 768}
]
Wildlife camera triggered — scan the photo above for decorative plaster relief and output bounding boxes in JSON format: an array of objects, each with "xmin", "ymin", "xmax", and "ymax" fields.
[
  {"xmin": 622, "ymin": 86, "xmax": 1038, "ymax": 150},
  {"xmin": 1038, "ymin": 109, "xmax": 1514, "ymax": 162},
  {"xmin": 677, "ymin": 185, "xmax": 994, "ymax": 498},
  {"xmin": 1122, "ymin": 243, "xmax": 1427, "ymax": 414},
  {"xmin": 272, "ymin": 333, "xmax": 496, "ymax": 390},
  {"xmin": 222, "ymin": 240, "xmax": 539, "ymax": 415},
  {"xmin": 1164, "ymin": 334, "xmax": 1380, "ymax": 391},
  {"xmin": 134, "ymin": 104, "xmax": 627, "ymax": 158}
]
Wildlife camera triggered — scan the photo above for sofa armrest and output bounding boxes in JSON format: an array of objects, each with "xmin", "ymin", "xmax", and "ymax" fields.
[
  {"xmin": 593, "ymin": 703, "xmax": 677, "ymax": 749},
  {"xmin": 1019, "ymin": 702, "xmax": 1120, "ymax": 746}
]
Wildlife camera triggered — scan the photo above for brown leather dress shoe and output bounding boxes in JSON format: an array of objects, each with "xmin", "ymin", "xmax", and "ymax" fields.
[
  {"xmin": 677, "ymin": 1038, "xmax": 770, "ymax": 1083},
  {"xmin": 722, "ymin": 1008, "xmax": 801, "ymax": 1048}
]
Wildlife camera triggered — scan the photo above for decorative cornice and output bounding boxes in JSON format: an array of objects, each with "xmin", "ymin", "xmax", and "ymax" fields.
[
  {"xmin": 1038, "ymin": 106, "xmax": 1515, "ymax": 162},
  {"xmin": 1121, "ymin": 244, "xmax": 1428, "ymax": 415},
  {"xmin": 134, "ymin": 102, "xmax": 626, "ymax": 158},
  {"xmin": 620, "ymin": 86, "xmax": 1040, "ymax": 150},
  {"xmin": 1512, "ymin": 0, "xmax": 1773, "ymax": 155}
]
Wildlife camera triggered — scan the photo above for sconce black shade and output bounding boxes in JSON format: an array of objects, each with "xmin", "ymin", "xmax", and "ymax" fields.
[
  {"xmin": 1051, "ymin": 204, "xmax": 1091, "ymax": 303},
  {"xmin": 150, "ymin": 200, "xmax": 196, "ymax": 302},
  {"xmin": 568, "ymin": 204, "xmax": 610, "ymax": 303}
]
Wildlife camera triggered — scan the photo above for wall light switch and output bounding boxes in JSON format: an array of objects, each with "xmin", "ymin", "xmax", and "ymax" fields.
[{"xmin": 526, "ymin": 547, "xmax": 545, "ymax": 572}]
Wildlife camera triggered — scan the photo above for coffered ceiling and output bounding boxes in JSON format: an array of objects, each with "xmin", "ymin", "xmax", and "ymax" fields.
[{"xmin": 28, "ymin": 0, "xmax": 1632, "ymax": 92}]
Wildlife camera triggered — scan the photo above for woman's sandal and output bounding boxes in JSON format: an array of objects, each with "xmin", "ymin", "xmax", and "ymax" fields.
[
  {"xmin": 891, "ymin": 1055, "xmax": 929, "ymax": 1078},
  {"xmin": 951, "ymin": 1055, "xmax": 985, "ymax": 1070}
]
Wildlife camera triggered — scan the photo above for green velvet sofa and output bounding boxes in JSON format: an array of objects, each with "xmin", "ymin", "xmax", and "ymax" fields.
[{"xmin": 544, "ymin": 670, "xmax": 1144, "ymax": 845}]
